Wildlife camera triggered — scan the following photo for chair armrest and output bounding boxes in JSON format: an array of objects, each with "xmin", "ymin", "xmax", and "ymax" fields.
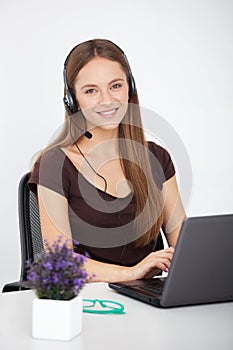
[{"xmin": 2, "ymin": 281, "xmax": 30, "ymax": 293}]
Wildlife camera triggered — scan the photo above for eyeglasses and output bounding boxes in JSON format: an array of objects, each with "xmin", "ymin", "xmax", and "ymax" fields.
[{"xmin": 83, "ymin": 299, "xmax": 125, "ymax": 314}]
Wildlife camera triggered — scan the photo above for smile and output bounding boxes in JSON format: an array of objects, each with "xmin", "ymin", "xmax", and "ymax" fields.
[{"xmin": 96, "ymin": 108, "xmax": 119, "ymax": 118}]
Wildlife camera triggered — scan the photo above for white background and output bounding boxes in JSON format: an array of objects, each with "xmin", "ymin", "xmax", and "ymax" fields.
[{"xmin": 0, "ymin": 0, "xmax": 232, "ymax": 290}]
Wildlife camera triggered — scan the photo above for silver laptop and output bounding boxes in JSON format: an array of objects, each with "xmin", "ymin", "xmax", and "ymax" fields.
[{"xmin": 109, "ymin": 214, "xmax": 233, "ymax": 308}]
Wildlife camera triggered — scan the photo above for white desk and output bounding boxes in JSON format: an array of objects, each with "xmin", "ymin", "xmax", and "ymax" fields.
[{"xmin": 0, "ymin": 282, "xmax": 233, "ymax": 350}]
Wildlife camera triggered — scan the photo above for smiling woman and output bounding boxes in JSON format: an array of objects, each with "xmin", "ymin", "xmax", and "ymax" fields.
[{"xmin": 28, "ymin": 39, "xmax": 185, "ymax": 283}]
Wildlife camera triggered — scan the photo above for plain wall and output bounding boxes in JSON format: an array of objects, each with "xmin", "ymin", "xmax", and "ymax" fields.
[{"xmin": 0, "ymin": 0, "xmax": 232, "ymax": 289}]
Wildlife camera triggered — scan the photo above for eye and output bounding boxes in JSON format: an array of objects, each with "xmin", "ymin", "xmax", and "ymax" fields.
[
  {"xmin": 111, "ymin": 83, "xmax": 122, "ymax": 90},
  {"xmin": 85, "ymin": 88, "xmax": 97, "ymax": 94}
]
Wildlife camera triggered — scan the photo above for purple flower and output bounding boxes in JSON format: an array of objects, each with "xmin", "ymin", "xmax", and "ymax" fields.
[
  {"xmin": 73, "ymin": 278, "xmax": 83, "ymax": 289},
  {"xmin": 27, "ymin": 270, "xmax": 37, "ymax": 281},
  {"xmin": 23, "ymin": 238, "xmax": 89, "ymax": 300},
  {"xmin": 55, "ymin": 260, "xmax": 66, "ymax": 270},
  {"xmin": 42, "ymin": 261, "xmax": 53, "ymax": 270},
  {"xmin": 52, "ymin": 274, "xmax": 59, "ymax": 284},
  {"xmin": 74, "ymin": 254, "xmax": 87, "ymax": 265}
]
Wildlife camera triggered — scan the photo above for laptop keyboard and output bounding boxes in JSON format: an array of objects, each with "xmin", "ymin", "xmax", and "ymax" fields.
[
  {"xmin": 140, "ymin": 284, "xmax": 163, "ymax": 294},
  {"xmin": 130, "ymin": 278, "xmax": 165, "ymax": 295}
]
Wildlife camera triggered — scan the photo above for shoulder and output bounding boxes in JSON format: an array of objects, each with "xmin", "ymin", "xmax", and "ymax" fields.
[
  {"xmin": 28, "ymin": 146, "xmax": 71, "ymax": 197},
  {"xmin": 34, "ymin": 147, "xmax": 68, "ymax": 179},
  {"xmin": 40, "ymin": 146, "xmax": 67, "ymax": 165},
  {"xmin": 147, "ymin": 141, "xmax": 175, "ymax": 182}
]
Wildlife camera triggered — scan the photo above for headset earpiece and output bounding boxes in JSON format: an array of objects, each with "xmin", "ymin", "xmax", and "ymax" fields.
[
  {"xmin": 129, "ymin": 74, "xmax": 136, "ymax": 98},
  {"xmin": 122, "ymin": 53, "xmax": 136, "ymax": 98},
  {"xmin": 63, "ymin": 66, "xmax": 79, "ymax": 113}
]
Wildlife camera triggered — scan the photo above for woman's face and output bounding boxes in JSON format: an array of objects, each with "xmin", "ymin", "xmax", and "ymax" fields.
[{"xmin": 73, "ymin": 56, "xmax": 129, "ymax": 131}]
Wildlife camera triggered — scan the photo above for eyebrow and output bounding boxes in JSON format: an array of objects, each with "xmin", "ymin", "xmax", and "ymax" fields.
[{"xmin": 80, "ymin": 78, "xmax": 125, "ymax": 90}]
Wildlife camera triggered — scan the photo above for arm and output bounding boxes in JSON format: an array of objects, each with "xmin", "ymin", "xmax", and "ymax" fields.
[
  {"xmin": 38, "ymin": 184, "xmax": 174, "ymax": 282},
  {"xmin": 162, "ymin": 175, "xmax": 186, "ymax": 247},
  {"xmin": 37, "ymin": 185, "xmax": 73, "ymax": 248},
  {"xmin": 85, "ymin": 247, "xmax": 174, "ymax": 282}
]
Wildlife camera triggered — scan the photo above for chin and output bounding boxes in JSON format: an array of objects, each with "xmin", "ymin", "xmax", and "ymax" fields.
[
  {"xmin": 95, "ymin": 122, "xmax": 120, "ymax": 132},
  {"xmin": 86, "ymin": 117, "xmax": 122, "ymax": 132}
]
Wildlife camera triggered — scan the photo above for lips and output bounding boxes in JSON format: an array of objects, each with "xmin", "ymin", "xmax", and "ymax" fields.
[{"xmin": 96, "ymin": 108, "xmax": 119, "ymax": 118}]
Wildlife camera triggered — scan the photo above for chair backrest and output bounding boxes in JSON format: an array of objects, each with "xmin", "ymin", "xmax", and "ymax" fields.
[{"xmin": 19, "ymin": 173, "xmax": 44, "ymax": 281}]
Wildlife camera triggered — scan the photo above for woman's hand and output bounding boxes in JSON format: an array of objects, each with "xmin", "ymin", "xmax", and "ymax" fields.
[{"xmin": 129, "ymin": 247, "xmax": 175, "ymax": 280}]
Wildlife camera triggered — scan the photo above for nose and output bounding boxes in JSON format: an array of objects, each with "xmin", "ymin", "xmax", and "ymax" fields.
[{"xmin": 98, "ymin": 89, "xmax": 114, "ymax": 106}]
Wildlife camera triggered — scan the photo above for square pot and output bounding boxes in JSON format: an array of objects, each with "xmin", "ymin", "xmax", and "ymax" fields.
[{"xmin": 32, "ymin": 294, "xmax": 82, "ymax": 341}]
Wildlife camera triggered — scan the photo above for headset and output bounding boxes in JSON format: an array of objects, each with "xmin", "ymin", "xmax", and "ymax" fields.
[{"xmin": 63, "ymin": 40, "xmax": 137, "ymax": 115}]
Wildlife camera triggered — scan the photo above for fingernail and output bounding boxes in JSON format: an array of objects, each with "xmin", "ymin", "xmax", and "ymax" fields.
[{"xmin": 165, "ymin": 268, "xmax": 169, "ymax": 272}]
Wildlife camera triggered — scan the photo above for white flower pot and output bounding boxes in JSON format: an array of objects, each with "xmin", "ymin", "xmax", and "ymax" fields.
[{"xmin": 32, "ymin": 294, "xmax": 83, "ymax": 341}]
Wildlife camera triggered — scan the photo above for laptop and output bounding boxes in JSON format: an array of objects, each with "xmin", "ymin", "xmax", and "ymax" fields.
[{"xmin": 109, "ymin": 214, "xmax": 233, "ymax": 308}]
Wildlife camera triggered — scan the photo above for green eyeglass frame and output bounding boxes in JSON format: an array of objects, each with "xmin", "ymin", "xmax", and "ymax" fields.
[{"xmin": 83, "ymin": 299, "xmax": 125, "ymax": 314}]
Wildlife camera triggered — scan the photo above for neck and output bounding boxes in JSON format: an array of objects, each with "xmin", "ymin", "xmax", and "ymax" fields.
[{"xmin": 78, "ymin": 126, "xmax": 120, "ymax": 155}]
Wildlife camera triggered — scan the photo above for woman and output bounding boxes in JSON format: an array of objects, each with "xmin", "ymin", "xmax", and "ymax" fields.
[{"xmin": 29, "ymin": 39, "xmax": 186, "ymax": 282}]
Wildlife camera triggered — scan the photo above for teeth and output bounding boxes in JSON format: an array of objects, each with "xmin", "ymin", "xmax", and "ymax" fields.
[{"xmin": 98, "ymin": 109, "xmax": 117, "ymax": 115}]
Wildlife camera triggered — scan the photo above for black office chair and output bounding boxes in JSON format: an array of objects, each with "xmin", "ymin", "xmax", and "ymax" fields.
[{"xmin": 2, "ymin": 173, "xmax": 44, "ymax": 293}]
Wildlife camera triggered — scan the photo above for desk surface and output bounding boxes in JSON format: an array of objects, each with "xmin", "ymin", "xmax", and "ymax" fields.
[{"xmin": 0, "ymin": 282, "xmax": 233, "ymax": 350}]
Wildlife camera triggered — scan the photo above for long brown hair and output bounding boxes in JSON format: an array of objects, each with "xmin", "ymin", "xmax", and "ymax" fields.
[{"xmin": 34, "ymin": 39, "xmax": 164, "ymax": 247}]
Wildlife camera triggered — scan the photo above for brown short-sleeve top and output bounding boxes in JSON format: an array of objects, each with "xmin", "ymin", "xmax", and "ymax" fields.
[{"xmin": 28, "ymin": 141, "xmax": 175, "ymax": 266}]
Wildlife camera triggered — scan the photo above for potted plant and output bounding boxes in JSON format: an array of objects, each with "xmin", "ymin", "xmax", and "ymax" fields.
[{"xmin": 23, "ymin": 237, "xmax": 89, "ymax": 341}]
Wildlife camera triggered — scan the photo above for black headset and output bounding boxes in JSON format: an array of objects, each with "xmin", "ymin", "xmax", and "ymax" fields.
[{"xmin": 63, "ymin": 40, "xmax": 137, "ymax": 115}]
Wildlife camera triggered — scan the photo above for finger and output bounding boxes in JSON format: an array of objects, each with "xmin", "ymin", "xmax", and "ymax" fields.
[
  {"xmin": 164, "ymin": 247, "xmax": 175, "ymax": 254},
  {"xmin": 157, "ymin": 258, "xmax": 172, "ymax": 271},
  {"xmin": 151, "ymin": 251, "xmax": 174, "ymax": 261},
  {"xmin": 158, "ymin": 262, "xmax": 169, "ymax": 272}
]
